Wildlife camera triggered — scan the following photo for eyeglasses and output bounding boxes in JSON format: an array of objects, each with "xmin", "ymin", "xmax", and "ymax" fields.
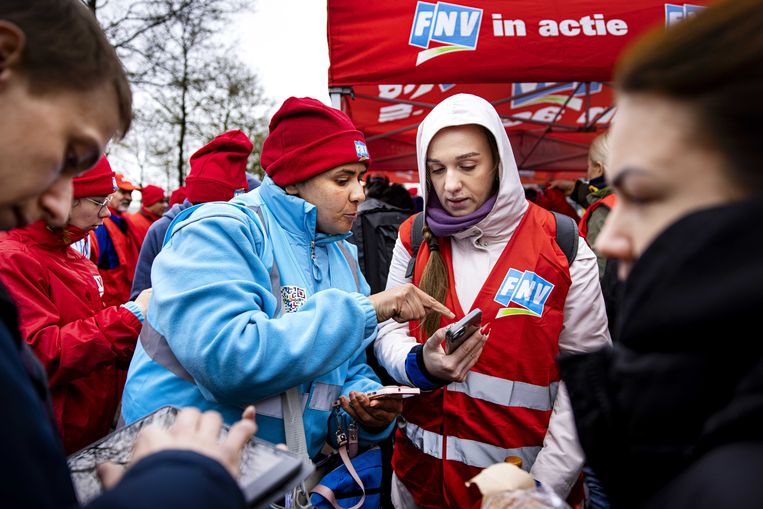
[{"xmin": 84, "ymin": 195, "xmax": 113, "ymax": 211}]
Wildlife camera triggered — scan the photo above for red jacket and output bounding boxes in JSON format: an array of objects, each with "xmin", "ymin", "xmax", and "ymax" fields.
[
  {"xmin": 129, "ymin": 208, "xmax": 161, "ymax": 246},
  {"xmin": 394, "ymin": 204, "xmax": 571, "ymax": 509},
  {"xmin": 92, "ymin": 210, "xmax": 142, "ymax": 307},
  {"xmin": 0, "ymin": 221, "xmax": 142, "ymax": 453},
  {"xmin": 579, "ymin": 193, "xmax": 617, "ymax": 240}
]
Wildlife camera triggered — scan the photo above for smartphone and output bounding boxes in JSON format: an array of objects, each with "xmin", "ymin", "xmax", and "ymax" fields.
[
  {"xmin": 445, "ymin": 308, "xmax": 482, "ymax": 354},
  {"xmin": 67, "ymin": 406, "xmax": 313, "ymax": 508},
  {"xmin": 365, "ymin": 385, "xmax": 421, "ymax": 400},
  {"xmin": 331, "ymin": 386, "xmax": 421, "ymax": 407}
]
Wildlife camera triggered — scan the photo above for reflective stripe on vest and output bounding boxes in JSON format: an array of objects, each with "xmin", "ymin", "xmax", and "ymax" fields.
[
  {"xmin": 448, "ymin": 371, "xmax": 559, "ymax": 412},
  {"xmin": 139, "ymin": 319, "xmax": 194, "ymax": 383},
  {"xmin": 252, "ymin": 381, "xmax": 341, "ymax": 418},
  {"xmin": 399, "ymin": 420, "xmax": 542, "ymax": 470}
]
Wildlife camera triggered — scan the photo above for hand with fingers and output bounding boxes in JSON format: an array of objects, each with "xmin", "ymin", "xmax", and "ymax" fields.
[
  {"xmin": 338, "ymin": 391, "xmax": 403, "ymax": 432},
  {"xmin": 422, "ymin": 325, "xmax": 489, "ymax": 382},
  {"xmin": 368, "ymin": 283, "xmax": 454, "ymax": 323},
  {"xmin": 98, "ymin": 406, "xmax": 258, "ymax": 489},
  {"xmin": 132, "ymin": 288, "xmax": 152, "ymax": 318}
]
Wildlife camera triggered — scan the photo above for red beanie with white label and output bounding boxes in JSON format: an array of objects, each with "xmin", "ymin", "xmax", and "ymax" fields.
[
  {"xmin": 73, "ymin": 155, "xmax": 116, "ymax": 198},
  {"xmin": 261, "ymin": 97, "xmax": 371, "ymax": 187}
]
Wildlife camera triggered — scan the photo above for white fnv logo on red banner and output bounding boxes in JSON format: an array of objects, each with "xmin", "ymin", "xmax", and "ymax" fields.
[{"xmin": 409, "ymin": 1, "xmax": 630, "ymax": 65}]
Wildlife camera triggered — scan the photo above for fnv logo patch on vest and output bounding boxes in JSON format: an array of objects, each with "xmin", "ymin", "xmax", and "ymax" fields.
[
  {"xmin": 494, "ymin": 268, "xmax": 554, "ymax": 318},
  {"xmin": 281, "ymin": 285, "xmax": 307, "ymax": 313}
]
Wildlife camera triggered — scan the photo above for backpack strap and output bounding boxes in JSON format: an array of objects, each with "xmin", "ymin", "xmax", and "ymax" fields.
[
  {"xmin": 551, "ymin": 211, "xmax": 578, "ymax": 266},
  {"xmin": 404, "ymin": 212, "xmax": 425, "ymax": 279}
]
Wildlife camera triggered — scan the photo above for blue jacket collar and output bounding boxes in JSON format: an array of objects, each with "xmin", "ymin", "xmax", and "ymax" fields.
[{"xmin": 251, "ymin": 177, "xmax": 350, "ymax": 246}]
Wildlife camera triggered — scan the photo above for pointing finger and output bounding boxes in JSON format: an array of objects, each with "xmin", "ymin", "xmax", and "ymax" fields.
[{"xmin": 422, "ymin": 296, "xmax": 453, "ymax": 318}]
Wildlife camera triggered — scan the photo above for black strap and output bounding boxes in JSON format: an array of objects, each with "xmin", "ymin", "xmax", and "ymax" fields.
[
  {"xmin": 551, "ymin": 211, "xmax": 578, "ymax": 266},
  {"xmin": 404, "ymin": 210, "xmax": 577, "ymax": 275},
  {"xmin": 404, "ymin": 212, "xmax": 425, "ymax": 279}
]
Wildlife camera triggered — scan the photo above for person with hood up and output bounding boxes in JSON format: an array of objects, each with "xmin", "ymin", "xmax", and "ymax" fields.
[
  {"xmin": 129, "ymin": 184, "xmax": 168, "ymax": 244},
  {"xmin": 121, "ymin": 97, "xmax": 451, "ymax": 461},
  {"xmin": 130, "ymin": 129, "xmax": 252, "ymax": 300},
  {"xmin": 0, "ymin": 156, "xmax": 151, "ymax": 453},
  {"xmin": 374, "ymin": 93, "xmax": 611, "ymax": 509},
  {"xmin": 91, "ymin": 171, "xmax": 142, "ymax": 307}
]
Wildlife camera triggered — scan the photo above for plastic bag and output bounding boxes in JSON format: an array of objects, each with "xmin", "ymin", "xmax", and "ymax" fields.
[{"xmin": 481, "ymin": 485, "xmax": 571, "ymax": 509}]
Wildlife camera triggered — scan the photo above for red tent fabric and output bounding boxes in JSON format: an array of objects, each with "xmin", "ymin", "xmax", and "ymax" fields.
[{"xmin": 327, "ymin": 1, "xmax": 711, "ymax": 182}]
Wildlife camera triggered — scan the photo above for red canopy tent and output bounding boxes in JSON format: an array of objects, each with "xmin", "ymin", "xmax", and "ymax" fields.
[{"xmin": 326, "ymin": 1, "xmax": 709, "ymax": 183}]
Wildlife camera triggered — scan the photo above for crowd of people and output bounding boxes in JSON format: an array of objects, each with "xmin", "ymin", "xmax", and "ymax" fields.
[{"xmin": 0, "ymin": 0, "xmax": 761, "ymax": 508}]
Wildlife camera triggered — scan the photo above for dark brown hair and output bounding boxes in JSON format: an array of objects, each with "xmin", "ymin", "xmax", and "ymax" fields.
[
  {"xmin": 419, "ymin": 125, "xmax": 500, "ymax": 338},
  {"xmin": 1, "ymin": 0, "xmax": 132, "ymax": 137},
  {"xmin": 616, "ymin": 0, "xmax": 763, "ymax": 190}
]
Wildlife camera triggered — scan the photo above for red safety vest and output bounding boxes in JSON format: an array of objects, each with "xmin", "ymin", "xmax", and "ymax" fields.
[
  {"xmin": 95, "ymin": 215, "xmax": 141, "ymax": 307},
  {"xmin": 128, "ymin": 208, "xmax": 160, "ymax": 245},
  {"xmin": 393, "ymin": 203, "xmax": 571, "ymax": 509},
  {"xmin": 578, "ymin": 193, "xmax": 616, "ymax": 240}
]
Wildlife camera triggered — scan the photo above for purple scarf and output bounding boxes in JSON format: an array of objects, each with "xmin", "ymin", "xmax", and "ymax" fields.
[{"xmin": 426, "ymin": 192, "xmax": 498, "ymax": 237}]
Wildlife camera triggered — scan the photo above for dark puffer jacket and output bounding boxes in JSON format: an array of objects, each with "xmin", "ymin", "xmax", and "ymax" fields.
[{"xmin": 561, "ymin": 196, "xmax": 763, "ymax": 508}]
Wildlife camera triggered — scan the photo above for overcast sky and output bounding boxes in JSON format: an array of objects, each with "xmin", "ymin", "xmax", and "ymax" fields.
[{"xmin": 234, "ymin": 0, "xmax": 331, "ymax": 111}]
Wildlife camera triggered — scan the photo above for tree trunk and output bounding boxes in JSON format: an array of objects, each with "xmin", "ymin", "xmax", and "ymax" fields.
[{"xmin": 176, "ymin": 46, "xmax": 189, "ymax": 188}]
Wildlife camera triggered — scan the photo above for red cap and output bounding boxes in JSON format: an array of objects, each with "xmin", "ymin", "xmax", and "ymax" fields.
[
  {"xmin": 73, "ymin": 156, "xmax": 116, "ymax": 198},
  {"xmin": 186, "ymin": 130, "xmax": 252, "ymax": 203},
  {"xmin": 169, "ymin": 186, "xmax": 187, "ymax": 206},
  {"xmin": 261, "ymin": 97, "xmax": 370, "ymax": 187},
  {"xmin": 140, "ymin": 185, "xmax": 166, "ymax": 207},
  {"xmin": 115, "ymin": 173, "xmax": 141, "ymax": 191}
]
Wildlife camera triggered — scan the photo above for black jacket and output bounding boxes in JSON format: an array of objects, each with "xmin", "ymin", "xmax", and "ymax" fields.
[
  {"xmin": 0, "ymin": 283, "xmax": 246, "ymax": 509},
  {"xmin": 560, "ymin": 196, "xmax": 763, "ymax": 508}
]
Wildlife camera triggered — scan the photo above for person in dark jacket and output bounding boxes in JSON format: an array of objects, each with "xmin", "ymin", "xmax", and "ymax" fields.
[
  {"xmin": 559, "ymin": 1, "xmax": 763, "ymax": 507},
  {"xmin": 130, "ymin": 129, "xmax": 253, "ymax": 300},
  {"xmin": 0, "ymin": 1, "xmax": 256, "ymax": 508}
]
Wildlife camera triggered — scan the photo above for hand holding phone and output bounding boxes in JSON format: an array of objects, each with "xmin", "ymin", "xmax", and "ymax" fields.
[
  {"xmin": 365, "ymin": 385, "xmax": 421, "ymax": 400},
  {"xmin": 337, "ymin": 388, "xmax": 412, "ymax": 430},
  {"xmin": 445, "ymin": 308, "xmax": 482, "ymax": 354}
]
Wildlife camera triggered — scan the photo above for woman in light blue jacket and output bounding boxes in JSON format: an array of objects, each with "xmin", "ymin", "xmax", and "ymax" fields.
[{"xmin": 121, "ymin": 97, "xmax": 450, "ymax": 458}]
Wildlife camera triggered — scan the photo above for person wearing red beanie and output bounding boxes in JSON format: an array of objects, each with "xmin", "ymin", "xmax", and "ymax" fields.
[
  {"xmin": 186, "ymin": 129, "xmax": 252, "ymax": 203},
  {"xmin": 129, "ymin": 130, "xmax": 253, "ymax": 300},
  {"xmin": 121, "ymin": 96, "xmax": 453, "ymax": 487},
  {"xmin": 169, "ymin": 185, "xmax": 188, "ymax": 206},
  {"xmin": 90, "ymin": 162, "xmax": 143, "ymax": 307},
  {"xmin": 129, "ymin": 184, "xmax": 168, "ymax": 245},
  {"xmin": 0, "ymin": 154, "xmax": 151, "ymax": 452}
]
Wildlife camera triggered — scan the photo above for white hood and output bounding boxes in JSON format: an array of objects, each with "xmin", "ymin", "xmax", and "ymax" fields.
[{"xmin": 416, "ymin": 93, "xmax": 528, "ymax": 241}]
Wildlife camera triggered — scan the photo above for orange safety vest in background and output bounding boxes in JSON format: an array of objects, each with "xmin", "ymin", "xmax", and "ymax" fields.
[
  {"xmin": 393, "ymin": 203, "xmax": 571, "ymax": 509},
  {"xmin": 578, "ymin": 193, "xmax": 617, "ymax": 240},
  {"xmin": 128, "ymin": 208, "xmax": 160, "ymax": 246}
]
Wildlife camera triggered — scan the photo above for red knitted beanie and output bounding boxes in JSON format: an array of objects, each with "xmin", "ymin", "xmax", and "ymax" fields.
[
  {"xmin": 169, "ymin": 185, "xmax": 187, "ymax": 206},
  {"xmin": 261, "ymin": 97, "xmax": 370, "ymax": 187},
  {"xmin": 73, "ymin": 156, "xmax": 116, "ymax": 198},
  {"xmin": 140, "ymin": 185, "xmax": 166, "ymax": 207},
  {"xmin": 186, "ymin": 130, "xmax": 253, "ymax": 203}
]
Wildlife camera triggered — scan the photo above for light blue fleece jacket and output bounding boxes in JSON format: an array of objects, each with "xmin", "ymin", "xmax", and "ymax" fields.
[{"xmin": 121, "ymin": 177, "xmax": 389, "ymax": 458}]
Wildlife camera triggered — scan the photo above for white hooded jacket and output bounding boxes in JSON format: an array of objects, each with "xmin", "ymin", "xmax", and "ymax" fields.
[{"xmin": 374, "ymin": 94, "xmax": 611, "ymax": 497}]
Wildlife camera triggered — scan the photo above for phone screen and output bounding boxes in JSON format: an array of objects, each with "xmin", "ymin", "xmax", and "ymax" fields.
[{"xmin": 445, "ymin": 308, "xmax": 482, "ymax": 354}]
